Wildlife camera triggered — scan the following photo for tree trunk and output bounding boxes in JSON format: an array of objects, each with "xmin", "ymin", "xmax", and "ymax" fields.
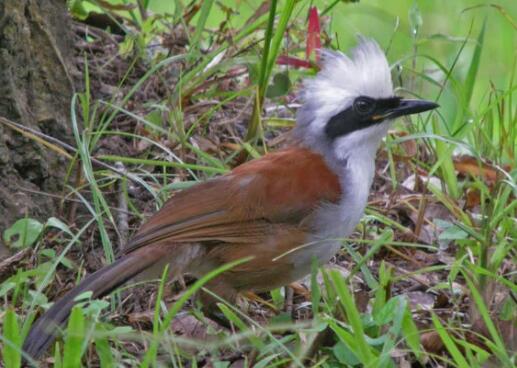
[{"xmin": 0, "ymin": 0, "xmax": 75, "ymax": 250}]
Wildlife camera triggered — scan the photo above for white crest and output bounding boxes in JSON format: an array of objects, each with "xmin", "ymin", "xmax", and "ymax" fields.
[{"xmin": 295, "ymin": 37, "xmax": 394, "ymax": 163}]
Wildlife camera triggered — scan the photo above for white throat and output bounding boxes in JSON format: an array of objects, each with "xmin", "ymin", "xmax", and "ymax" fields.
[
  {"xmin": 323, "ymin": 121, "xmax": 389, "ymax": 236},
  {"xmin": 320, "ymin": 149, "xmax": 376, "ymax": 239}
]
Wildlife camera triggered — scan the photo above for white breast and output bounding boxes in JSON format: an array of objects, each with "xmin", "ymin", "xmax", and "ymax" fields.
[{"xmin": 292, "ymin": 153, "xmax": 376, "ymax": 272}]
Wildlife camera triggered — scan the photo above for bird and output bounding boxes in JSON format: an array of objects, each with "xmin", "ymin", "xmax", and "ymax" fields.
[{"xmin": 22, "ymin": 37, "xmax": 438, "ymax": 359}]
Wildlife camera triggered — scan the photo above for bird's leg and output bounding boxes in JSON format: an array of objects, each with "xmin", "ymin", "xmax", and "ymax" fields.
[{"xmin": 289, "ymin": 282, "xmax": 311, "ymax": 301}]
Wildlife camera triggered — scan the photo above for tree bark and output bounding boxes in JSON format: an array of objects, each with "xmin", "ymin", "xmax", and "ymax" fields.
[{"xmin": 0, "ymin": 0, "xmax": 75, "ymax": 249}]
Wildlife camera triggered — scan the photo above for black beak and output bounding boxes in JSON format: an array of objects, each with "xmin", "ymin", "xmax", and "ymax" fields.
[{"xmin": 386, "ymin": 99, "xmax": 439, "ymax": 119}]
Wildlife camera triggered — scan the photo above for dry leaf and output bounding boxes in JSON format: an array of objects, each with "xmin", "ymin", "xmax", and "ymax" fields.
[
  {"xmin": 171, "ymin": 313, "xmax": 217, "ymax": 340},
  {"xmin": 465, "ymin": 187, "xmax": 481, "ymax": 209},
  {"xmin": 389, "ymin": 130, "xmax": 418, "ymax": 158},
  {"xmin": 407, "ymin": 291, "xmax": 435, "ymax": 311},
  {"xmin": 453, "ymin": 155, "xmax": 509, "ymax": 185},
  {"xmin": 421, "ymin": 331, "xmax": 444, "ymax": 354}
]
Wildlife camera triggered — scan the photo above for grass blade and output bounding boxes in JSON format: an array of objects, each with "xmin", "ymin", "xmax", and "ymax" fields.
[
  {"xmin": 431, "ymin": 313, "xmax": 469, "ymax": 367},
  {"xmin": 2, "ymin": 309, "xmax": 22, "ymax": 368},
  {"xmin": 62, "ymin": 306, "xmax": 86, "ymax": 367},
  {"xmin": 464, "ymin": 18, "xmax": 487, "ymax": 107},
  {"xmin": 94, "ymin": 325, "xmax": 114, "ymax": 368},
  {"xmin": 246, "ymin": 0, "xmax": 296, "ymax": 142},
  {"xmin": 217, "ymin": 303, "xmax": 265, "ymax": 349},
  {"xmin": 329, "ymin": 269, "xmax": 376, "ymax": 364},
  {"xmin": 462, "ymin": 270, "xmax": 511, "ymax": 364},
  {"xmin": 190, "ymin": 0, "xmax": 215, "ymax": 55}
]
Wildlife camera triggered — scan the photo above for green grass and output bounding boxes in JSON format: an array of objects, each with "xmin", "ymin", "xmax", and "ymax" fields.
[{"xmin": 1, "ymin": 0, "xmax": 516, "ymax": 367}]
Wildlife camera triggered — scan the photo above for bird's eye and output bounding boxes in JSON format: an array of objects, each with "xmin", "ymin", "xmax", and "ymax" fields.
[{"xmin": 354, "ymin": 97, "xmax": 375, "ymax": 115}]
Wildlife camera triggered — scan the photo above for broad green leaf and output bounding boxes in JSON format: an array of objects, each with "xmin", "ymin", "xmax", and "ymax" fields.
[
  {"xmin": 333, "ymin": 341, "xmax": 360, "ymax": 366},
  {"xmin": 266, "ymin": 72, "xmax": 291, "ymax": 98},
  {"xmin": 3, "ymin": 218, "xmax": 44, "ymax": 249},
  {"xmin": 46, "ymin": 217, "xmax": 73, "ymax": 236},
  {"xmin": 374, "ymin": 296, "xmax": 399, "ymax": 325}
]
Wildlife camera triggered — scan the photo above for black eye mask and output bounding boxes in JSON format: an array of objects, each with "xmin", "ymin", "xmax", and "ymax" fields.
[{"xmin": 325, "ymin": 96, "xmax": 401, "ymax": 139}]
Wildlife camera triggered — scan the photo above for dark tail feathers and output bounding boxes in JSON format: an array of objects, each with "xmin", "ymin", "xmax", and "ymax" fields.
[{"xmin": 23, "ymin": 248, "xmax": 165, "ymax": 359}]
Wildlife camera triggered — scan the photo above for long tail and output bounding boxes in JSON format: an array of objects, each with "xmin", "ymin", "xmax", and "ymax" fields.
[{"xmin": 23, "ymin": 246, "xmax": 168, "ymax": 359}]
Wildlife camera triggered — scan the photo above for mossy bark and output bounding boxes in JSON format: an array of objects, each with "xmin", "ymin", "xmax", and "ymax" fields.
[{"xmin": 0, "ymin": 0, "xmax": 75, "ymax": 249}]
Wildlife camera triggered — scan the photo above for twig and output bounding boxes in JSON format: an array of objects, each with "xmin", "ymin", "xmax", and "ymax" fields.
[
  {"xmin": 67, "ymin": 164, "xmax": 82, "ymax": 224},
  {"xmin": 414, "ymin": 194, "xmax": 428, "ymax": 237},
  {"xmin": 386, "ymin": 261, "xmax": 434, "ymax": 290},
  {"xmin": 116, "ymin": 161, "xmax": 129, "ymax": 250},
  {"xmin": 19, "ymin": 187, "xmax": 133, "ymax": 215},
  {"xmin": 0, "ymin": 248, "xmax": 32, "ymax": 282},
  {"xmin": 285, "ymin": 285, "xmax": 294, "ymax": 313}
]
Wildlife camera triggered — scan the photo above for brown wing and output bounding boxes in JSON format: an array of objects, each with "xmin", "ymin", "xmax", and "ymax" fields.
[{"xmin": 123, "ymin": 147, "xmax": 341, "ymax": 254}]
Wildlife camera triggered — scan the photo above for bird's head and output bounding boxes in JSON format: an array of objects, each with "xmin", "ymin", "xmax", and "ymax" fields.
[{"xmin": 296, "ymin": 37, "xmax": 438, "ymax": 164}]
